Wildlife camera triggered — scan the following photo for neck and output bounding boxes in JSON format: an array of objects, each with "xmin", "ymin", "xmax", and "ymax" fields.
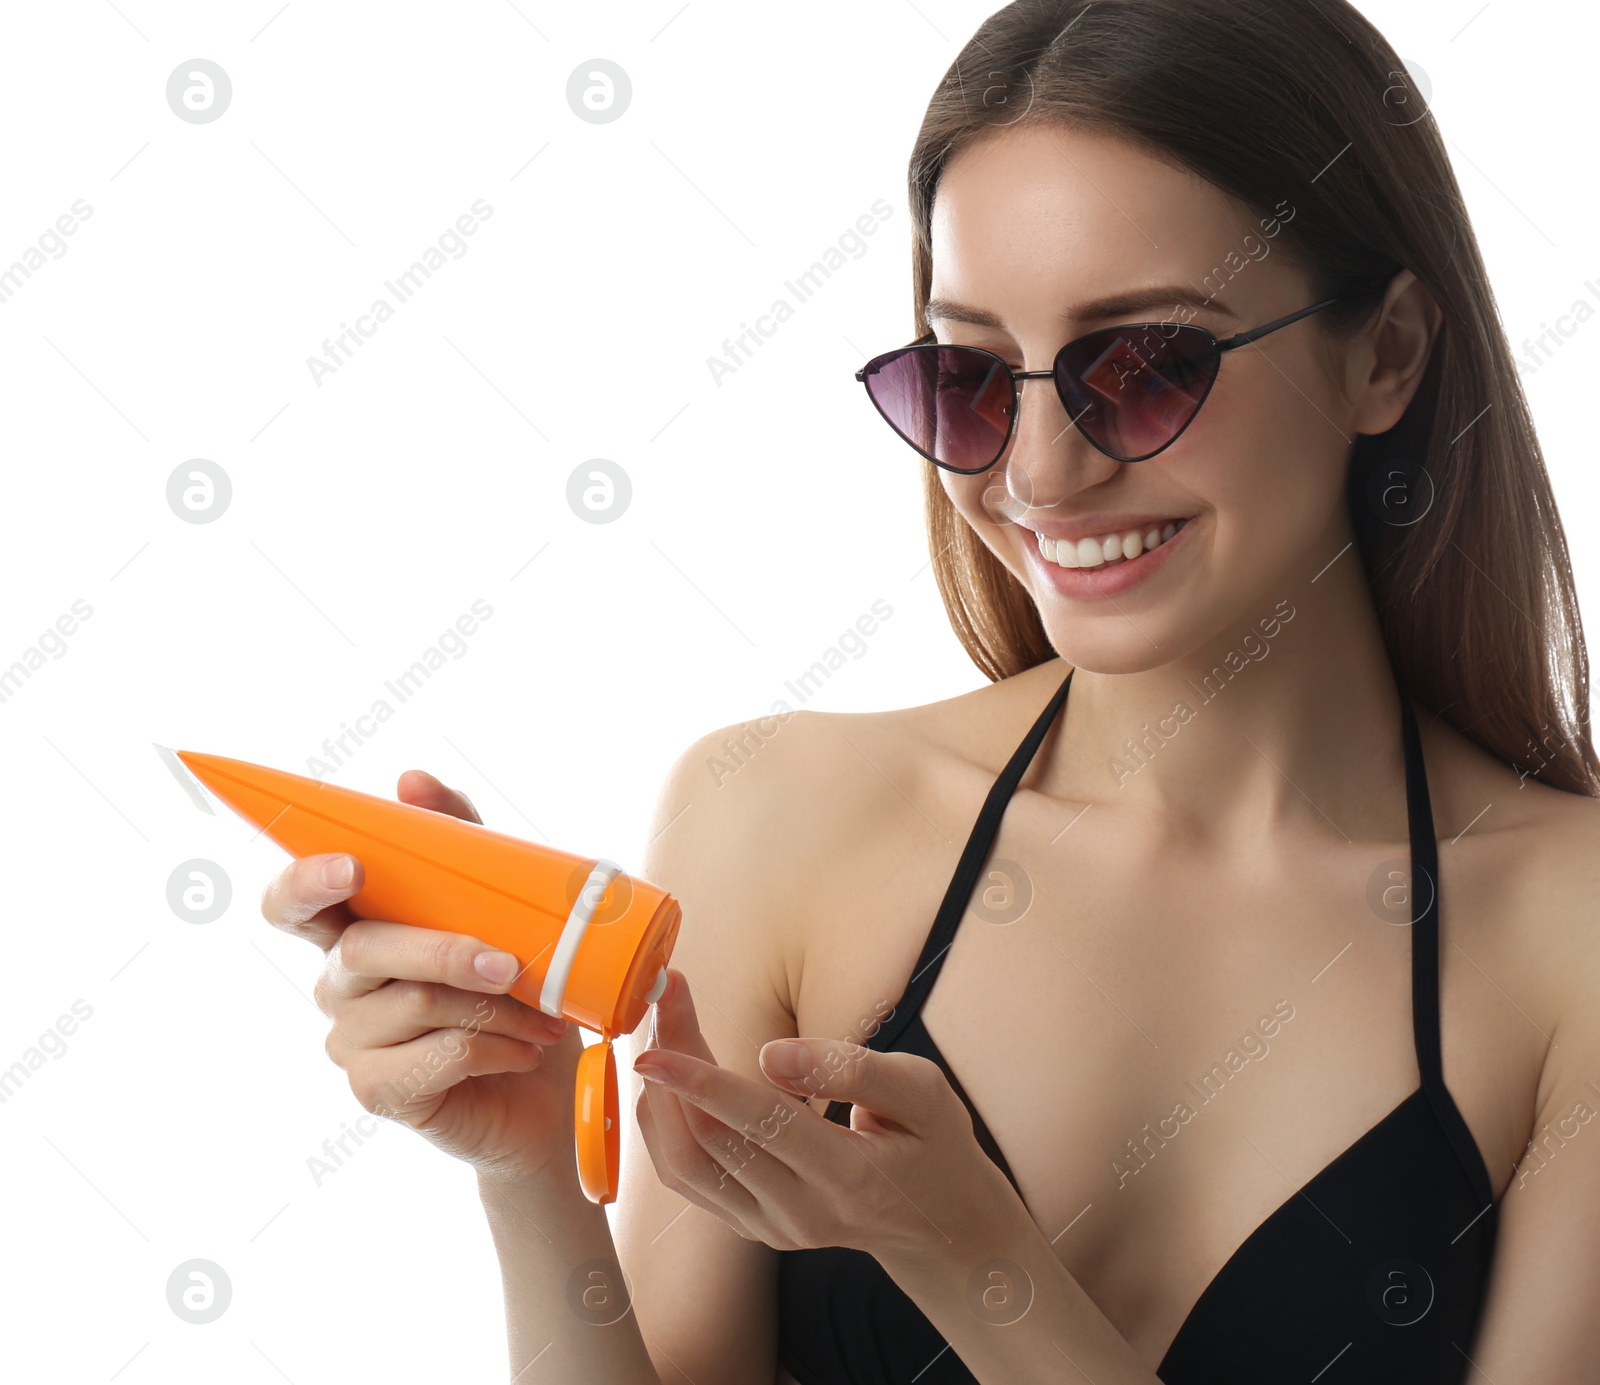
[{"xmin": 1048, "ymin": 532, "xmax": 1411, "ymax": 847}]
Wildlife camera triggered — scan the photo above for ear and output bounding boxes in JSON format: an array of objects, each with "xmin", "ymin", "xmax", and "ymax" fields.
[{"xmin": 1348, "ymin": 269, "xmax": 1444, "ymax": 436}]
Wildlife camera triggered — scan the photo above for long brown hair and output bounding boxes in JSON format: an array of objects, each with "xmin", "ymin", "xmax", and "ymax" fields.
[{"xmin": 909, "ymin": 0, "xmax": 1598, "ymax": 796}]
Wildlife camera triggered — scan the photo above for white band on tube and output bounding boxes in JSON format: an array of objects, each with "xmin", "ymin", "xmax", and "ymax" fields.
[{"xmin": 540, "ymin": 858, "xmax": 623, "ymax": 1018}]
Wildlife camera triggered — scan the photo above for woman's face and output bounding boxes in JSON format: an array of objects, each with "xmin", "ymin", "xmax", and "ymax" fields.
[{"xmin": 928, "ymin": 123, "xmax": 1380, "ymax": 673}]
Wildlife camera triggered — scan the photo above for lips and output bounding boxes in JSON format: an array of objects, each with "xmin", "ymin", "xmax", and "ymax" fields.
[
  {"xmin": 1026, "ymin": 511, "xmax": 1194, "ymax": 544},
  {"xmin": 1023, "ymin": 513, "xmax": 1200, "ymax": 597}
]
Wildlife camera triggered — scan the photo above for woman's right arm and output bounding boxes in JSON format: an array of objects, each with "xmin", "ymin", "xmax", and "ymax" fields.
[
  {"xmin": 482, "ymin": 722, "xmax": 817, "ymax": 1384},
  {"xmin": 259, "ymin": 769, "xmax": 670, "ymax": 1381},
  {"xmin": 609, "ymin": 722, "xmax": 819, "ymax": 1385},
  {"xmin": 261, "ymin": 734, "xmax": 814, "ymax": 1384}
]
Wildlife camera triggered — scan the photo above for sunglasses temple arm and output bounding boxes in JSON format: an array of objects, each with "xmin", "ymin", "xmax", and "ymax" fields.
[{"xmin": 1217, "ymin": 295, "xmax": 1344, "ymax": 351}]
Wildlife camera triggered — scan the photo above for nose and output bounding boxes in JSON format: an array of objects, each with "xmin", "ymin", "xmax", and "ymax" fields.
[{"xmin": 994, "ymin": 371, "xmax": 1122, "ymax": 513}]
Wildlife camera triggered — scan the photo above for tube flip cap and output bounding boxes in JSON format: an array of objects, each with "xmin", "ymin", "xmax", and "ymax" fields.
[{"xmin": 575, "ymin": 1037, "xmax": 620, "ymax": 1204}]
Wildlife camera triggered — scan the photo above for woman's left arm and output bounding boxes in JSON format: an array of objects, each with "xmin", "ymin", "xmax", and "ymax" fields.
[
  {"xmin": 1462, "ymin": 811, "xmax": 1600, "ymax": 1379},
  {"xmin": 633, "ymin": 966, "xmax": 1163, "ymax": 1384}
]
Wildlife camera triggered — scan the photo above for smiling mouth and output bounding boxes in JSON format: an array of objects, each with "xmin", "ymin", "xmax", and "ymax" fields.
[{"xmin": 1032, "ymin": 518, "xmax": 1192, "ymax": 570}]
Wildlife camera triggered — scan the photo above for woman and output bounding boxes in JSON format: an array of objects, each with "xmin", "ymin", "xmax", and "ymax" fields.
[{"xmin": 262, "ymin": 1, "xmax": 1600, "ymax": 1380}]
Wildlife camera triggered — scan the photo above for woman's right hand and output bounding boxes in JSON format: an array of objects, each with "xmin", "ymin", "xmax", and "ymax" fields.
[{"xmin": 259, "ymin": 768, "xmax": 584, "ymax": 1185}]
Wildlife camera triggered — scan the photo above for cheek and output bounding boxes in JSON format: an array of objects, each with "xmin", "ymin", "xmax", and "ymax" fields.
[
  {"xmin": 937, "ymin": 470, "xmax": 1038, "ymax": 582},
  {"xmin": 944, "ymin": 470, "xmax": 1035, "ymax": 556},
  {"xmin": 1178, "ymin": 355, "xmax": 1351, "ymax": 548},
  {"xmin": 941, "ymin": 470, "xmax": 1001, "ymax": 531}
]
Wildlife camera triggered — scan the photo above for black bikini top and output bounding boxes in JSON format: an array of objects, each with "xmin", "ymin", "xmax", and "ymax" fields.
[{"xmin": 776, "ymin": 661, "xmax": 1499, "ymax": 1383}]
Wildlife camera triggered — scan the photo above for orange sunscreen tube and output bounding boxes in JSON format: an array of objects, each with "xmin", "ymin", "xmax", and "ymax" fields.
[{"xmin": 154, "ymin": 745, "xmax": 681, "ymax": 1204}]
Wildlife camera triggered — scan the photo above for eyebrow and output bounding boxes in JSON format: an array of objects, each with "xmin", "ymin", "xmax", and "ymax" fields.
[{"xmin": 925, "ymin": 285, "xmax": 1236, "ymax": 329}]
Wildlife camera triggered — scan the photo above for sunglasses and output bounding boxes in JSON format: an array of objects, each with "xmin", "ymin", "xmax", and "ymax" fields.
[{"xmin": 855, "ymin": 295, "xmax": 1344, "ymax": 470}]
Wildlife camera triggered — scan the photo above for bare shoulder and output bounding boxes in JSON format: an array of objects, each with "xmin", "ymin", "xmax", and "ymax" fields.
[
  {"xmin": 614, "ymin": 678, "xmax": 1082, "ymax": 1384},
  {"xmin": 638, "ymin": 661, "xmax": 1071, "ymax": 1018},
  {"xmin": 1416, "ymin": 704, "xmax": 1600, "ymax": 1016}
]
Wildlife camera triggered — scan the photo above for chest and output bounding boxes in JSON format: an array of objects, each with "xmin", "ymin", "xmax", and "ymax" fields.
[{"xmin": 794, "ymin": 794, "xmax": 1540, "ymax": 1362}]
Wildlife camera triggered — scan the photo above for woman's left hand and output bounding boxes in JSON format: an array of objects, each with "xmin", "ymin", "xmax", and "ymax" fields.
[{"xmin": 631, "ymin": 966, "xmax": 1018, "ymax": 1266}]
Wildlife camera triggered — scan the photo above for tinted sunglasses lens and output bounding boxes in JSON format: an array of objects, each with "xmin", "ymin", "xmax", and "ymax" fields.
[
  {"xmin": 863, "ymin": 346, "xmax": 1013, "ymax": 472},
  {"xmin": 1056, "ymin": 324, "xmax": 1219, "ymax": 461}
]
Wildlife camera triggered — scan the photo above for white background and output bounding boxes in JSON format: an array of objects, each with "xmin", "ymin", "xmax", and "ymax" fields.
[{"xmin": 0, "ymin": 2, "xmax": 1592, "ymax": 1381}]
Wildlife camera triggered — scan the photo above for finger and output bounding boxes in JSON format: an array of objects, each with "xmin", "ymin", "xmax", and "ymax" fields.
[
  {"xmin": 346, "ymin": 1026, "xmax": 543, "ymax": 1120},
  {"xmin": 635, "ymin": 1047, "xmax": 815, "ymax": 1181},
  {"xmin": 630, "ymin": 967, "xmax": 805, "ymax": 1218},
  {"xmin": 691, "ymin": 1089, "xmax": 807, "ymax": 1202},
  {"xmin": 316, "ymin": 919, "xmax": 538, "ymax": 1010},
  {"xmin": 329, "ymin": 979, "xmax": 568, "ymax": 1050},
  {"xmin": 633, "ymin": 1076, "xmax": 765, "ymax": 1225},
  {"xmin": 648, "ymin": 967, "xmax": 720, "ymax": 1065},
  {"xmin": 758, "ymin": 1040, "xmax": 952, "ymax": 1140},
  {"xmin": 629, "ymin": 967, "xmax": 762, "ymax": 1195},
  {"xmin": 625, "ymin": 975, "xmax": 754, "ymax": 1208},
  {"xmin": 397, "ymin": 769, "xmax": 482, "ymax": 824},
  {"xmin": 260, "ymin": 852, "xmax": 365, "ymax": 952}
]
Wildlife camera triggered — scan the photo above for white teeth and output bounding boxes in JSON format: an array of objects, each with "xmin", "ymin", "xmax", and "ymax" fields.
[{"xmin": 1035, "ymin": 518, "xmax": 1192, "ymax": 572}]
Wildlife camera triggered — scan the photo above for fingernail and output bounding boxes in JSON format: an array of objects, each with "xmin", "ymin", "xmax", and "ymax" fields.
[
  {"xmin": 322, "ymin": 856, "xmax": 353, "ymax": 889},
  {"xmin": 473, "ymin": 950, "xmax": 519, "ymax": 985},
  {"xmin": 761, "ymin": 1040, "xmax": 809, "ymax": 1078},
  {"xmin": 634, "ymin": 1055, "xmax": 675, "ymax": 1087}
]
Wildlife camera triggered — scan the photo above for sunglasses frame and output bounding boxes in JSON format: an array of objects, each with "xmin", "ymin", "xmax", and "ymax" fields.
[{"xmin": 855, "ymin": 294, "xmax": 1346, "ymax": 471}]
